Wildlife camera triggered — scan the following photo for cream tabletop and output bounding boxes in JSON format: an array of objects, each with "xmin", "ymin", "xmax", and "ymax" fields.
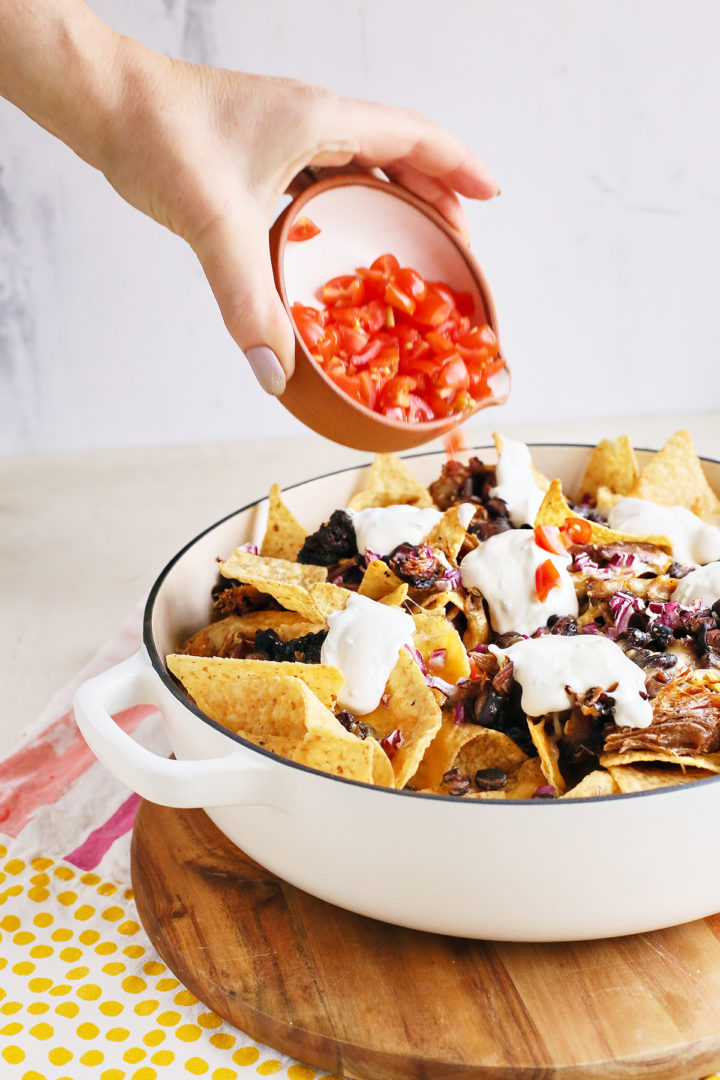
[{"xmin": 2, "ymin": 411, "xmax": 719, "ymax": 756}]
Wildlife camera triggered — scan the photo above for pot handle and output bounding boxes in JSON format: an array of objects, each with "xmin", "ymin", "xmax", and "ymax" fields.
[{"xmin": 73, "ymin": 650, "xmax": 277, "ymax": 809}]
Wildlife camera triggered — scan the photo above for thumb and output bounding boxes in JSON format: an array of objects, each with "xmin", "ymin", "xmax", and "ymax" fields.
[{"xmin": 192, "ymin": 209, "xmax": 296, "ymax": 396}]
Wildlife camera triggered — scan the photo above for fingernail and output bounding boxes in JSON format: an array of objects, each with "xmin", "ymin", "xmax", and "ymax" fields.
[
  {"xmin": 495, "ymin": 187, "xmax": 502, "ymax": 196},
  {"xmin": 245, "ymin": 346, "xmax": 286, "ymax": 396}
]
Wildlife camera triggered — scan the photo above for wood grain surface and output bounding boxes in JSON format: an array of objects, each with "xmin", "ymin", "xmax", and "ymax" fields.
[{"xmin": 130, "ymin": 800, "xmax": 720, "ymax": 1080}]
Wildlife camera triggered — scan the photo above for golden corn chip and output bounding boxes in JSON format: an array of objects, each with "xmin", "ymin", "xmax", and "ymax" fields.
[
  {"xmin": 369, "ymin": 741, "xmax": 396, "ymax": 788},
  {"xmin": 527, "ymin": 718, "xmax": 566, "ymax": 796},
  {"xmin": 607, "ymin": 763, "xmax": 717, "ymax": 794},
  {"xmin": 409, "ymin": 717, "xmax": 481, "ymax": 790},
  {"xmin": 600, "ymin": 748, "xmax": 720, "ymax": 774},
  {"xmin": 421, "ymin": 505, "xmax": 469, "ymax": 562},
  {"xmin": 412, "ymin": 610, "xmax": 470, "ymax": 684},
  {"xmin": 359, "ymin": 560, "xmax": 407, "ymax": 603},
  {"xmin": 167, "ymin": 654, "xmax": 344, "ymax": 715},
  {"xmin": 579, "ymin": 436, "xmax": 639, "ymax": 500},
  {"xmin": 595, "ymin": 485, "xmax": 622, "ymax": 513},
  {"xmin": 308, "ymin": 581, "xmax": 352, "ymax": 621},
  {"xmin": 260, "ymin": 484, "xmax": 307, "ymax": 561},
  {"xmin": 293, "ymin": 711, "xmax": 377, "ymax": 784},
  {"xmin": 562, "ymin": 770, "xmax": 619, "ymax": 798},
  {"xmin": 358, "ymin": 648, "xmax": 442, "ymax": 789},
  {"xmin": 630, "ymin": 429, "xmax": 720, "ymax": 516},
  {"xmin": 535, "ymin": 479, "xmax": 672, "ymax": 552},
  {"xmin": 181, "ymin": 611, "xmax": 325, "ymax": 658},
  {"xmin": 347, "ymin": 453, "xmax": 434, "ymax": 511},
  {"xmin": 493, "ymin": 432, "xmax": 550, "ymax": 492},
  {"xmin": 220, "ymin": 549, "xmax": 326, "ymax": 588},
  {"xmin": 454, "ymin": 728, "xmax": 528, "ymax": 779},
  {"xmin": 504, "ymin": 758, "xmax": 547, "ymax": 798},
  {"xmin": 219, "ymin": 550, "xmax": 327, "ymax": 620}
]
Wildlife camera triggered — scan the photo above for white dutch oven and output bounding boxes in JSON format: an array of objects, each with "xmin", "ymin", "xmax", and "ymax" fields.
[{"xmin": 74, "ymin": 445, "xmax": 720, "ymax": 942}]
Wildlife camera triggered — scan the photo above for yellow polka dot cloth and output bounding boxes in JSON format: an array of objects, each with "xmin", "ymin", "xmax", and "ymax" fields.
[{"xmin": 0, "ymin": 616, "xmax": 339, "ymax": 1080}]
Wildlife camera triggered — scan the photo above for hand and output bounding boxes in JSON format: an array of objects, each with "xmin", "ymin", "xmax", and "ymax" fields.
[{"xmin": 0, "ymin": 2, "xmax": 499, "ymax": 395}]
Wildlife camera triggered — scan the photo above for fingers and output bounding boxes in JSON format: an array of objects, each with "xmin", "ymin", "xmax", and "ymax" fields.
[
  {"xmin": 312, "ymin": 96, "xmax": 500, "ymax": 201},
  {"xmin": 382, "ymin": 163, "xmax": 471, "ymax": 240},
  {"xmin": 191, "ymin": 205, "xmax": 296, "ymax": 395}
]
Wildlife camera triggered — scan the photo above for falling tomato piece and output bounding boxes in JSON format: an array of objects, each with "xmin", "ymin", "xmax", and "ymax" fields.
[{"xmin": 287, "ymin": 217, "xmax": 321, "ymax": 242}]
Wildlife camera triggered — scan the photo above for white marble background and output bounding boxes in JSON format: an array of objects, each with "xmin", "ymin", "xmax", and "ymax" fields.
[{"xmin": 1, "ymin": 0, "xmax": 719, "ymax": 455}]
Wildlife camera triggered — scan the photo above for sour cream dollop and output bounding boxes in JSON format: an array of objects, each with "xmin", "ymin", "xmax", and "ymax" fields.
[
  {"xmin": 320, "ymin": 592, "xmax": 415, "ymax": 715},
  {"xmin": 673, "ymin": 561, "xmax": 720, "ymax": 607},
  {"xmin": 347, "ymin": 505, "xmax": 442, "ymax": 556},
  {"xmin": 490, "ymin": 436, "xmax": 545, "ymax": 526},
  {"xmin": 607, "ymin": 497, "xmax": 720, "ymax": 566},
  {"xmin": 490, "ymin": 635, "xmax": 652, "ymax": 729},
  {"xmin": 460, "ymin": 529, "xmax": 578, "ymax": 636}
]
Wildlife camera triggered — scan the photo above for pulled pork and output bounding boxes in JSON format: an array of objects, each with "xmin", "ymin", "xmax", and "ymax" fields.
[{"xmin": 604, "ymin": 678, "xmax": 720, "ymax": 755}]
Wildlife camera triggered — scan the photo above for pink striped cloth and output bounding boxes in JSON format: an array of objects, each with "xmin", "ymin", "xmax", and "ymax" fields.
[{"xmin": 0, "ymin": 606, "xmax": 338, "ymax": 1080}]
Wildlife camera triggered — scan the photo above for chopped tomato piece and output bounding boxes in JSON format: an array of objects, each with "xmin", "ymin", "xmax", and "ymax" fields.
[
  {"xmin": 384, "ymin": 281, "xmax": 416, "ymax": 316},
  {"xmin": 295, "ymin": 252, "xmax": 504, "ymax": 423},
  {"xmin": 321, "ymin": 275, "xmax": 365, "ymax": 307},
  {"xmin": 395, "ymin": 266, "xmax": 427, "ymax": 299},
  {"xmin": 562, "ymin": 517, "xmax": 593, "ymax": 544},
  {"xmin": 443, "ymin": 428, "xmax": 469, "ymax": 462},
  {"xmin": 534, "ymin": 525, "xmax": 571, "ymax": 556},
  {"xmin": 535, "ymin": 559, "xmax": 561, "ymax": 602},
  {"xmin": 287, "ymin": 216, "xmax": 321, "ymax": 242}
]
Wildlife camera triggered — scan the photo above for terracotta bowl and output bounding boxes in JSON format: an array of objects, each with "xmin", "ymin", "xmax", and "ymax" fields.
[{"xmin": 269, "ymin": 174, "xmax": 510, "ymax": 451}]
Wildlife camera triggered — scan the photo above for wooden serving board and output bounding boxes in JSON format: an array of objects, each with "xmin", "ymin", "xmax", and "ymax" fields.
[{"xmin": 131, "ymin": 800, "xmax": 720, "ymax": 1080}]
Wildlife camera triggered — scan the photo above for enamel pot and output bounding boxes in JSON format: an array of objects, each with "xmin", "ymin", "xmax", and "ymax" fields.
[{"xmin": 74, "ymin": 445, "xmax": 720, "ymax": 941}]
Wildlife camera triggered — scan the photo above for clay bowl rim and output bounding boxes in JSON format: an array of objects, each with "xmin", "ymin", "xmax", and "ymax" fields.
[{"xmin": 270, "ymin": 173, "xmax": 510, "ymax": 436}]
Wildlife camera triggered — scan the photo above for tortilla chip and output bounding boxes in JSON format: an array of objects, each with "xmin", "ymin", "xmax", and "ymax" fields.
[
  {"xmin": 359, "ymin": 560, "xmax": 407, "ymax": 604},
  {"xmin": 534, "ymin": 479, "xmax": 673, "ymax": 552},
  {"xmin": 493, "ymin": 432, "xmax": 550, "ymax": 492},
  {"xmin": 308, "ymin": 582, "xmax": 352, "ymax": 621},
  {"xmin": 167, "ymin": 654, "xmax": 344, "ymax": 714},
  {"xmin": 579, "ymin": 436, "xmax": 639, "ymax": 500},
  {"xmin": 347, "ymin": 453, "xmax": 434, "ymax": 511},
  {"xmin": 630, "ymin": 430, "xmax": 720, "ymax": 517},
  {"xmin": 562, "ymin": 770, "xmax": 619, "ymax": 798},
  {"xmin": 504, "ymin": 758, "xmax": 547, "ymax": 799},
  {"xmin": 358, "ymin": 648, "xmax": 442, "ymax": 789},
  {"xmin": 595, "ymin": 485, "xmax": 622, "ymax": 513},
  {"xmin": 453, "ymin": 728, "xmax": 528, "ymax": 778},
  {"xmin": 369, "ymin": 741, "xmax": 396, "ymax": 788},
  {"xmin": 608, "ymin": 763, "xmax": 717, "ymax": 793},
  {"xmin": 219, "ymin": 550, "xmax": 327, "ymax": 620},
  {"xmin": 260, "ymin": 484, "xmax": 307, "ymax": 561},
  {"xmin": 600, "ymin": 748, "xmax": 720, "ymax": 774},
  {"xmin": 412, "ymin": 610, "xmax": 470, "ymax": 684},
  {"xmin": 421, "ymin": 505, "xmax": 468, "ymax": 562},
  {"xmin": 181, "ymin": 611, "xmax": 325, "ymax": 658},
  {"xmin": 527, "ymin": 718, "xmax": 566, "ymax": 796}
]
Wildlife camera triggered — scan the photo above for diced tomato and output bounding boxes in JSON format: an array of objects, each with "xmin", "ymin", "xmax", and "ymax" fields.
[
  {"xmin": 534, "ymin": 524, "xmax": 571, "ymax": 556},
  {"xmin": 443, "ymin": 428, "xmax": 469, "ymax": 462},
  {"xmin": 454, "ymin": 291, "xmax": 475, "ymax": 317},
  {"xmin": 413, "ymin": 285, "xmax": 454, "ymax": 327},
  {"xmin": 315, "ymin": 325, "xmax": 340, "ymax": 362},
  {"xmin": 287, "ymin": 216, "xmax": 321, "ymax": 242},
  {"xmin": 384, "ymin": 281, "xmax": 416, "ymax": 316},
  {"xmin": 321, "ymin": 275, "xmax": 365, "ymax": 307},
  {"xmin": 291, "ymin": 304, "xmax": 325, "ymax": 351},
  {"xmin": 395, "ymin": 266, "xmax": 427, "ymax": 300},
  {"xmin": 435, "ymin": 355, "xmax": 470, "ymax": 393},
  {"xmin": 296, "ymin": 253, "xmax": 504, "ymax": 423},
  {"xmin": 535, "ymin": 559, "xmax": 561, "ymax": 602},
  {"xmin": 562, "ymin": 517, "xmax": 593, "ymax": 544},
  {"xmin": 370, "ymin": 254, "xmax": 400, "ymax": 278},
  {"xmin": 467, "ymin": 655, "xmax": 483, "ymax": 680},
  {"xmin": 339, "ymin": 324, "xmax": 370, "ymax": 356}
]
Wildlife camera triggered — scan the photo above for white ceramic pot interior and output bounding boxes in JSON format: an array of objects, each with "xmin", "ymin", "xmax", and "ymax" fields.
[{"xmin": 281, "ymin": 183, "xmax": 510, "ymax": 404}]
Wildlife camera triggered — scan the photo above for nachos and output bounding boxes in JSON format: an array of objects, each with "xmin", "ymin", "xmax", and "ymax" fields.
[{"xmin": 167, "ymin": 431, "xmax": 720, "ymax": 799}]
